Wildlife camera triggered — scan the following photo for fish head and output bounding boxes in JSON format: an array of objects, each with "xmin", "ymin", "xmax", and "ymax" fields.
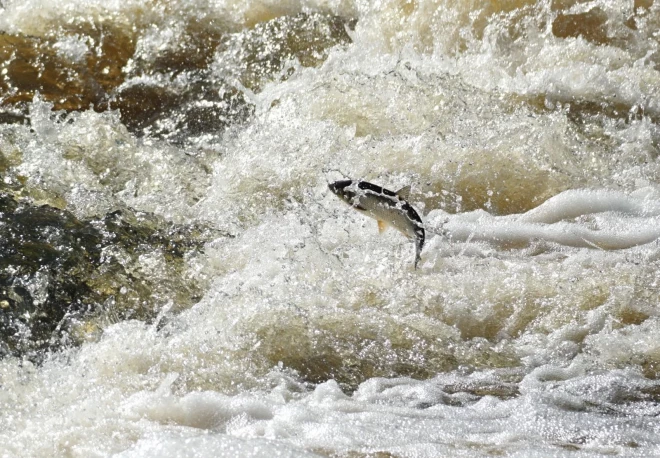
[{"xmin": 328, "ymin": 180, "xmax": 357, "ymax": 204}]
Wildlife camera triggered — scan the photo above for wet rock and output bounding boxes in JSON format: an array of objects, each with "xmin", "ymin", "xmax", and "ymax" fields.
[
  {"xmin": 0, "ymin": 193, "xmax": 103, "ymax": 358},
  {"xmin": 110, "ymin": 80, "xmax": 254, "ymax": 143},
  {"xmin": 552, "ymin": 7, "xmax": 610, "ymax": 44},
  {"xmin": 0, "ymin": 13, "xmax": 354, "ymax": 143},
  {"xmin": 0, "ymin": 194, "xmax": 208, "ymax": 360},
  {"xmin": 215, "ymin": 12, "xmax": 356, "ymax": 91},
  {"xmin": 110, "ymin": 84, "xmax": 180, "ymax": 135},
  {"xmin": 127, "ymin": 19, "xmax": 226, "ymax": 76},
  {"xmin": 0, "ymin": 25, "xmax": 135, "ymax": 114},
  {"xmin": 111, "ymin": 12, "xmax": 354, "ymax": 142},
  {"xmin": 107, "ymin": 17, "xmax": 248, "ymax": 141}
]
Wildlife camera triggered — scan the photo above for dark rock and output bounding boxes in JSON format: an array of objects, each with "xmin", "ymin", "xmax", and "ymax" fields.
[{"xmin": 0, "ymin": 193, "xmax": 208, "ymax": 360}]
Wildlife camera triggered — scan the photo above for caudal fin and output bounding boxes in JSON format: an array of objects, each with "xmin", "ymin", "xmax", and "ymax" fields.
[{"xmin": 413, "ymin": 241, "xmax": 422, "ymax": 270}]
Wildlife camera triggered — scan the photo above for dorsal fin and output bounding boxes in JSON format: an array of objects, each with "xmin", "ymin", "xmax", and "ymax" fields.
[{"xmin": 396, "ymin": 185, "xmax": 411, "ymax": 201}]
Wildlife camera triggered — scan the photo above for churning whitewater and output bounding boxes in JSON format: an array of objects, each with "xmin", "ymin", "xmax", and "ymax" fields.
[{"xmin": 1, "ymin": 0, "xmax": 660, "ymax": 457}]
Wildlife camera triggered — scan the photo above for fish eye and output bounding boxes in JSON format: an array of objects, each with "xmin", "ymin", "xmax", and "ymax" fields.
[{"xmin": 330, "ymin": 180, "xmax": 352, "ymax": 191}]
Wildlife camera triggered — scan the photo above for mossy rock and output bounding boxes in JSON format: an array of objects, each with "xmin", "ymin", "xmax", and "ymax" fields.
[{"xmin": 0, "ymin": 193, "xmax": 209, "ymax": 360}]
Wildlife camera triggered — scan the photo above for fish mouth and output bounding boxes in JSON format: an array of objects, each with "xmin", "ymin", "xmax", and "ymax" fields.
[{"xmin": 328, "ymin": 179, "xmax": 353, "ymax": 196}]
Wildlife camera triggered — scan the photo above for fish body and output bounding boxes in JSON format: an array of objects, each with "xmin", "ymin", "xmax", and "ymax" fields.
[{"xmin": 328, "ymin": 180, "xmax": 425, "ymax": 268}]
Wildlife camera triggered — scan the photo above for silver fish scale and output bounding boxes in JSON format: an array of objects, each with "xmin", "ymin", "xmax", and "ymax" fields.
[{"xmin": 329, "ymin": 179, "xmax": 425, "ymax": 268}]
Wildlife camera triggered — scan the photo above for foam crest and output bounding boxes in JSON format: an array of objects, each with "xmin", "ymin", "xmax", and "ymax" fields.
[
  {"xmin": 13, "ymin": 98, "xmax": 209, "ymax": 221},
  {"xmin": 0, "ymin": 0, "xmax": 355, "ymax": 36},
  {"xmin": 428, "ymin": 188, "xmax": 660, "ymax": 250}
]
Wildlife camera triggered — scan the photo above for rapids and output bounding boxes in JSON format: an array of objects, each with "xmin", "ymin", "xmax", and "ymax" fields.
[{"xmin": 1, "ymin": 0, "xmax": 660, "ymax": 456}]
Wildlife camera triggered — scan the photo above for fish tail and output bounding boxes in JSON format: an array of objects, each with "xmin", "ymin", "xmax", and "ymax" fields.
[
  {"xmin": 413, "ymin": 228, "xmax": 424, "ymax": 270},
  {"xmin": 414, "ymin": 239, "xmax": 422, "ymax": 269}
]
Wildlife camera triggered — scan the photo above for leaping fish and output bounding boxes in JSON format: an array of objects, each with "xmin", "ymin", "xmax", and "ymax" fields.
[{"xmin": 328, "ymin": 180, "xmax": 425, "ymax": 269}]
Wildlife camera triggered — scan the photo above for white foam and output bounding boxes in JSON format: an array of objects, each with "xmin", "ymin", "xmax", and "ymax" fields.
[
  {"xmin": 117, "ymin": 434, "xmax": 321, "ymax": 458},
  {"xmin": 518, "ymin": 189, "xmax": 660, "ymax": 223},
  {"xmin": 52, "ymin": 35, "xmax": 90, "ymax": 63},
  {"xmin": 427, "ymin": 188, "xmax": 660, "ymax": 250}
]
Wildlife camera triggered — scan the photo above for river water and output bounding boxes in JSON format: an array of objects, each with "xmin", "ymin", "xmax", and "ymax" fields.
[{"xmin": 1, "ymin": 0, "xmax": 660, "ymax": 456}]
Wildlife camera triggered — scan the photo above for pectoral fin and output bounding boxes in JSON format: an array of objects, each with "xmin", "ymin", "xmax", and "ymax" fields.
[
  {"xmin": 377, "ymin": 220, "xmax": 388, "ymax": 234},
  {"xmin": 396, "ymin": 185, "xmax": 411, "ymax": 201}
]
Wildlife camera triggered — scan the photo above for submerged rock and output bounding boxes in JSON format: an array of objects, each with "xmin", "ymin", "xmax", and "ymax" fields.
[
  {"xmin": 0, "ymin": 25, "xmax": 135, "ymax": 117},
  {"xmin": 214, "ymin": 12, "xmax": 356, "ymax": 91},
  {"xmin": 0, "ymin": 193, "xmax": 102, "ymax": 358},
  {"xmin": 0, "ymin": 193, "xmax": 208, "ymax": 360},
  {"xmin": 110, "ymin": 79, "xmax": 254, "ymax": 143},
  {"xmin": 110, "ymin": 12, "xmax": 354, "ymax": 142},
  {"xmin": 0, "ymin": 13, "xmax": 355, "ymax": 144}
]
